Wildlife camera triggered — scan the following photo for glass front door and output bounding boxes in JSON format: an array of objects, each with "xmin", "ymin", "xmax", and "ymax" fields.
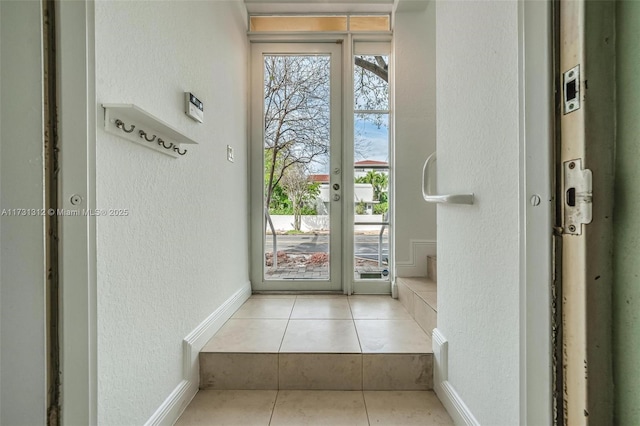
[
  {"xmin": 250, "ymin": 41, "xmax": 393, "ymax": 293},
  {"xmin": 251, "ymin": 43, "xmax": 343, "ymax": 291}
]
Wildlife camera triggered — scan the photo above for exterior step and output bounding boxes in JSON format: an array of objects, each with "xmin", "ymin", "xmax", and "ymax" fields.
[{"xmin": 396, "ymin": 277, "xmax": 437, "ymax": 336}]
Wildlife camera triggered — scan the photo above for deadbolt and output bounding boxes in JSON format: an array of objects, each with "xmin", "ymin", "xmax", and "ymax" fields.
[{"xmin": 333, "ymin": 183, "xmax": 340, "ymax": 190}]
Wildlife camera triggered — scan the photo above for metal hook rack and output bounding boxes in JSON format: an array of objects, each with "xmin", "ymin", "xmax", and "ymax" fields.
[{"xmin": 102, "ymin": 104, "xmax": 198, "ymax": 158}]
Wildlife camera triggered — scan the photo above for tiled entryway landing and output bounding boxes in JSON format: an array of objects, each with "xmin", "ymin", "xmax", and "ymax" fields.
[
  {"xmin": 205, "ymin": 295, "xmax": 431, "ymax": 352},
  {"xmin": 176, "ymin": 389, "xmax": 454, "ymax": 426},
  {"xmin": 200, "ymin": 295, "xmax": 433, "ymax": 391}
]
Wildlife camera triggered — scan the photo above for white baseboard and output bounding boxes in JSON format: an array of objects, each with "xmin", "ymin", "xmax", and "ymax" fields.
[
  {"xmin": 395, "ymin": 239, "xmax": 436, "ymax": 277},
  {"xmin": 432, "ymin": 328, "xmax": 480, "ymax": 426},
  {"xmin": 145, "ymin": 282, "xmax": 252, "ymax": 426}
]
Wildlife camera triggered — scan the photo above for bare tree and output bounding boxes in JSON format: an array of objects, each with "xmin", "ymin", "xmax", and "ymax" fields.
[
  {"xmin": 263, "ymin": 55, "xmax": 330, "ymax": 209},
  {"xmin": 263, "ymin": 54, "xmax": 389, "ymax": 210},
  {"xmin": 354, "ymin": 55, "xmax": 389, "ymax": 112},
  {"xmin": 281, "ymin": 164, "xmax": 320, "ymax": 231}
]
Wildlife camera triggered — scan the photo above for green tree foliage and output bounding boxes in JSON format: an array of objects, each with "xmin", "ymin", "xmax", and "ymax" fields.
[
  {"xmin": 355, "ymin": 171, "xmax": 388, "ymax": 202},
  {"xmin": 373, "ymin": 202, "xmax": 388, "ymax": 215}
]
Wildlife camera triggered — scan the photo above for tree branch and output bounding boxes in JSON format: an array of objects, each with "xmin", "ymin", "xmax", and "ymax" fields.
[{"xmin": 355, "ymin": 56, "xmax": 388, "ymax": 82}]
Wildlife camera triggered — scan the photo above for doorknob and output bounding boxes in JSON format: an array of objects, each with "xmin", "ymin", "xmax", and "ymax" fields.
[
  {"xmin": 333, "ymin": 194, "xmax": 341, "ymax": 201},
  {"xmin": 421, "ymin": 152, "xmax": 474, "ymax": 204}
]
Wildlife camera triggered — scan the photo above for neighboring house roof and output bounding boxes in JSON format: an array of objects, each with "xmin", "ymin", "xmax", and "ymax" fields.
[{"xmin": 308, "ymin": 174, "xmax": 330, "ymax": 183}]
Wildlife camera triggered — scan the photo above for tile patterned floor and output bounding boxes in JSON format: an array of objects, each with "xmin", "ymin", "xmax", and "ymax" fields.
[
  {"xmin": 176, "ymin": 390, "xmax": 454, "ymax": 425},
  {"xmin": 201, "ymin": 295, "xmax": 433, "ymax": 355},
  {"xmin": 183, "ymin": 296, "xmax": 453, "ymax": 425}
]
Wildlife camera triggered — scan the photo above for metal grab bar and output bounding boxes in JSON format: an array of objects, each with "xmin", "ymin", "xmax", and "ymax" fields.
[{"xmin": 421, "ymin": 152, "xmax": 474, "ymax": 204}]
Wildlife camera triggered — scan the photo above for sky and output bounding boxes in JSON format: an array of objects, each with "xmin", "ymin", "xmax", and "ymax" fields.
[
  {"xmin": 354, "ymin": 116, "xmax": 389, "ymax": 163},
  {"xmin": 306, "ymin": 116, "xmax": 389, "ymax": 175}
]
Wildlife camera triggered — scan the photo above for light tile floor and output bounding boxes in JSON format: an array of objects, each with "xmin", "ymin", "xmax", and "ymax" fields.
[
  {"xmin": 183, "ymin": 296, "xmax": 453, "ymax": 425},
  {"xmin": 176, "ymin": 389, "xmax": 454, "ymax": 425},
  {"xmin": 201, "ymin": 295, "xmax": 433, "ymax": 355}
]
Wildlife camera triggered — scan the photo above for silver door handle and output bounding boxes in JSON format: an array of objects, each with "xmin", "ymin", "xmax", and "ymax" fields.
[{"xmin": 421, "ymin": 152, "xmax": 474, "ymax": 205}]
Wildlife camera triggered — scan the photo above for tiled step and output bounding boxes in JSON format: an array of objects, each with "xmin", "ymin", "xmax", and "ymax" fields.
[
  {"xmin": 199, "ymin": 295, "xmax": 433, "ymax": 391},
  {"xmin": 396, "ymin": 277, "xmax": 437, "ymax": 336}
]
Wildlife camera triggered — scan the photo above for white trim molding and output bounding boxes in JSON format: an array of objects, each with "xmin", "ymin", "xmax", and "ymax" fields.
[
  {"xmin": 395, "ymin": 239, "xmax": 436, "ymax": 277},
  {"xmin": 57, "ymin": 0, "xmax": 98, "ymax": 423},
  {"xmin": 432, "ymin": 328, "xmax": 480, "ymax": 426},
  {"xmin": 144, "ymin": 282, "xmax": 252, "ymax": 426}
]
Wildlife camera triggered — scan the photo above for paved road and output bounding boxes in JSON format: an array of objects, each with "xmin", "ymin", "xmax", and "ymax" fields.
[{"xmin": 265, "ymin": 234, "xmax": 389, "ymax": 261}]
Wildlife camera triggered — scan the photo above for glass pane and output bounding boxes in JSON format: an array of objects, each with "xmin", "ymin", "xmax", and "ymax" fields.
[
  {"xmin": 354, "ymin": 224, "xmax": 390, "ymax": 281},
  {"xmin": 354, "ymin": 114, "xmax": 389, "ymax": 164},
  {"xmin": 350, "ymin": 15, "xmax": 390, "ymax": 32},
  {"xmin": 263, "ymin": 55, "xmax": 331, "ymax": 281},
  {"xmin": 250, "ymin": 16, "xmax": 347, "ymax": 32},
  {"xmin": 354, "ymin": 55, "xmax": 389, "ymax": 110}
]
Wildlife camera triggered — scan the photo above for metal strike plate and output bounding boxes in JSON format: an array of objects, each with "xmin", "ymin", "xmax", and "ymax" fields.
[
  {"xmin": 563, "ymin": 159, "xmax": 592, "ymax": 235},
  {"xmin": 563, "ymin": 65, "xmax": 580, "ymax": 114}
]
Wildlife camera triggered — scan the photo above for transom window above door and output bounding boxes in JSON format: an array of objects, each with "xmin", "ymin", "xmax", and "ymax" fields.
[{"xmin": 249, "ymin": 15, "xmax": 391, "ymax": 33}]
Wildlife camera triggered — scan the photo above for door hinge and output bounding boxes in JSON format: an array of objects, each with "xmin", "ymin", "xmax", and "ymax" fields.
[{"xmin": 563, "ymin": 159, "xmax": 592, "ymax": 235}]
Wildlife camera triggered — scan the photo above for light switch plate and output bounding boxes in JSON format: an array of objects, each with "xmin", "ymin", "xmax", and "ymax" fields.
[{"xmin": 227, "ymin": 145, "xmax": 234, "ymax": 162}]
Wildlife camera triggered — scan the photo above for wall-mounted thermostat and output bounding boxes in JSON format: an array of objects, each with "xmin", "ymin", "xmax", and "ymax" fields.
[{"xmin": 185, "ymin": 92, "xmax": 204, "ymax": 123}]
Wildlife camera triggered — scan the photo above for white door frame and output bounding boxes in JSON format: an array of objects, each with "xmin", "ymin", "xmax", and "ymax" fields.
[
  {"xmin": 520, "ymin": 0, "xmax": 553, "ymax": 423},
  {"xmin": 249, "ymin": 42, "xmax": 344, "ymax": 292},
  {"xmin": 57, "ymin": 0, "xmax": 98, "ymax": 424}
]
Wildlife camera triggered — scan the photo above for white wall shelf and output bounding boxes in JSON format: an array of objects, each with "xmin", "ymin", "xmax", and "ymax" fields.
[{"xmin": 102, "ymin": 103, "xmax": 198, "ymax": 158}]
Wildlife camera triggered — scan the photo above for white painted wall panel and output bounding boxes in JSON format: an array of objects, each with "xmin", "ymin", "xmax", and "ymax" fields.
[
  {"xmin": 394, "ymin": 3, "xmax": 437, "ymax": 270},
  {"xmin": 436, "ymin": 1, "xmax": 521, "ymax": 423},
  {"xmin": 94, "ymin": 1, "xmax": 249, "ymax": 423},
  {"xmin": 0, "ymin": 1, "xmax": 47, "ymax": 424}
]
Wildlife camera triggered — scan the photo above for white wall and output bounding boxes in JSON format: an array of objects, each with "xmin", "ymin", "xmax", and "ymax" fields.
[
  {"xmin": 0, "ymin": 1, "xmax": 47, "ymax": 424},
  {"xmin": 435, "ymin": 1, "xmax": 521, "ymax": 424},
  {"xmin": 94, "ymin": 1, "xmax": 249, "ymax": 423},
  {"xmin": 394, "ymin": 2, "xmax": 437, "ymax": 276}
]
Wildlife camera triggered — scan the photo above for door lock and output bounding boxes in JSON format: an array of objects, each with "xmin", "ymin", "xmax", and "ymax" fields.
[
  {"xmin": 563, "ymin": 158, "xmax": 592, "ymax": 235},
  {"xmin": 563, "ymin": 65, "xmax": 580, "ymax": 114},
  {"xmin": 333, "ymin": 194, "xmax": 341, "ymax": 201},
  {"xmin": 333, "ymin": 183, "xmax": 340, "ymax": 190}
]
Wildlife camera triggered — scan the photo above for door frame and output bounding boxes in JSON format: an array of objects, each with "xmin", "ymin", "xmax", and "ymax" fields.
[
  {"xmin": 556, "ymin": 0, "xmax": 615, "ymax": 424},
  {"xmin": 56, "ymin": 0, "xmax": 98, "ymax": 423},
  {"xmin": 249, "ymin": 41, "xmax": 344, "ymax": 292},
  {"xmin": 520, "ymin": 0, "xmax": 553, "ymax": 424}
]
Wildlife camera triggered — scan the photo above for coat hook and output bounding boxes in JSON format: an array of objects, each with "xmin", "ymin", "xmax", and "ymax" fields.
[
  {"xmin": 115, "ymin": 119, "xmax": 135, "ymax": 133},
  {"xmin": 138, "ymin": 130, "xmax": 156, "ymax": 142},
  {"xmin": 173, "ymin": 146, "xmax": 188, "ymax": 156},
  {"xmin": 157, "ymin": 138, "xmax": 173, "ymax": 149}
]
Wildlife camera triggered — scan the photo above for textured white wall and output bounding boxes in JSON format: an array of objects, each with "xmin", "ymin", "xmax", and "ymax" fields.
[
  {"xmin": 436, "ymin": 1, "xmax": 521, "ymax": 423},
  {"xmin": 0, "ymin": 1, "xmax": 47, "ymax": 424},
  {"xmin": 95, "ymin": 1, "xmax": 249, "ymax": 424},
  {"xmin": 394, "ymin": 3, "xmax": 437, "ymax": 272}
]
